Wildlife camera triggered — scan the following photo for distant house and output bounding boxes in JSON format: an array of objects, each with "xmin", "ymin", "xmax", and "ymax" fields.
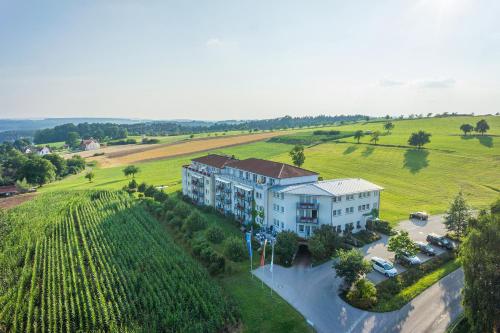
[
  {"xmin": 24, "ymin": 146, "xmax": 50, "ymax": 155},
  {"xmin": 0, "ymin": 185, "xmax": 18, "ymax": 197},
  {"xmin": 37, "ymin": 146, "xmax": 51, "ymax": 156},
  {"xmin": 80, "ymin": 138, "xmax": 101, "ymax": 151}
]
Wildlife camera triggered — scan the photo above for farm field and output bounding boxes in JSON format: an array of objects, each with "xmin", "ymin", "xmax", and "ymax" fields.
[
  {"xmin": 66, "ymin": 130, "xmax": 289, "ymax": 167},
  {"xmin": 0, "ymin": 191, "xmax": 237, "ymax": 332},
  {"xmin": 43, "ymin": 116, "xmax": 500, "ymax": 223}
]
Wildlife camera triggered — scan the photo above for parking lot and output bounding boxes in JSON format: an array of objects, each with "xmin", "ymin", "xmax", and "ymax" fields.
[{"xmin": 365, "ymin": 214, "xmax": 449, "ymax": 283}]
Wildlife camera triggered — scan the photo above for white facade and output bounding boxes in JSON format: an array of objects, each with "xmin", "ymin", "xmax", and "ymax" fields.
[
  {"xmin": 82, "ymin": 140, "xmax": 101, "ymax": 151},
  {"xmin": 37, "ymin": 147, "xmax": 51, "ymax": 156},
  {"xmin": 182, "ymin": 155, "xmax": 383, "ymax": 238}
]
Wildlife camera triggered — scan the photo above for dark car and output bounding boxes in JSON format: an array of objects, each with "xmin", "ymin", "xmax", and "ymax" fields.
[
  {"xmin": 409, "ymin": 212, "xmax": 429, "ymax": 220},
  {"xmin": 415, "ymin": 241, "xmax": 436, "ymax": 256},
  {"xmin": 426, "ymin": 233, "xmax": 455, "ymax": 250}
]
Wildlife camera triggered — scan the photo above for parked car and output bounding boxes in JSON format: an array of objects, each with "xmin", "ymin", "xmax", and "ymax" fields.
[
  {"xmin": 371, "ymin": 257, "xmax": 398, "ymax": 277},
  {"xmin": 409, "ymin": 211, "xmax": 429, "ymax": 220},
  {"xmin": 426, "ymin": 233, "xmax": 455, "ymax": 250},
  {"xmin": 416, "ymin": 241, "xmax": 436, "ymax": 256},
  {"xmin": 397, "ymin": 251, "xmax": 422, "ymax": 265}
]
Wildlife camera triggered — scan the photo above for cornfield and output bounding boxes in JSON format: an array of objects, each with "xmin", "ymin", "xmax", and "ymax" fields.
[{"xmin": 0, "ymin": 191, "xmax": 238, "ymax": 332}]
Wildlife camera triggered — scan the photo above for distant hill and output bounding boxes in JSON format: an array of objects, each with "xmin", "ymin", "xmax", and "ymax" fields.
[{"xmin": 0, "ymin": 118, "xmax": 144, "ymax": 132}]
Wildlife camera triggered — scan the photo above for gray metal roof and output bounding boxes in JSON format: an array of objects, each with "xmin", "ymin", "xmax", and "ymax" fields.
[{"xmin": 275, "ymin": 178, "xmax": 383, "ymax": 196}]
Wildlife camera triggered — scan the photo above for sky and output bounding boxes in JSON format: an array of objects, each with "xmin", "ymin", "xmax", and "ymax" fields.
[{"xmin": 0, "ymin": 0, "xmax": 499, "ymax": 120}]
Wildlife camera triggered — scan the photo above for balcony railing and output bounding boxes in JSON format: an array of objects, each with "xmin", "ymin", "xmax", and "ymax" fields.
[
  {"xmin": 296, "ymin": 216, "xmax": 319, "ymax": 224},
  {"xmin": 296, "ymin": 202, "xmax": 319, "ymax": 209},
  {"xmin": 183, "ymin": 165, "xmax": 211, "ymax": 177}
]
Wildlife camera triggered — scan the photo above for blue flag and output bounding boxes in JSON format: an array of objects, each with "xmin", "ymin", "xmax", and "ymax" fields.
[{"xmin": 245, "ymin": 232, "xmax": 252, "ymax": 259}]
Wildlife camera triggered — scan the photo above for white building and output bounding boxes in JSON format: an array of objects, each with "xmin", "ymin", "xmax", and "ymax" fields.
[
  {"xmin": 37, "ymin": 146, "xmax": 51, "ymax": 156},
  {"xmin": 80, "ymin": 139, "xmax": 101, "ymax": 151},
  {"xmin": 182, "ymin": 154, "xmax": 382, "ymax": 238}
]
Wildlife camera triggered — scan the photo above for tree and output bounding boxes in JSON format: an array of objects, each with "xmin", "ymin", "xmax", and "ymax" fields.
[
  {"xmin": 85, "ymin": 171, "xmax": 95, "ymax": 183},
  {"xmin": 460, "ymin": 124, "xmax": 474, "ymax": 136},
  {"xmin": 15, "ymin": 178, "xmax": 31, "ymax": 193},
  {"xmin": 370, "ymin": 131, "xmax": 381, "ymax": 145},
  {"xmin": 354, "ymin": 130, "xmax": 364, "ymax": 144},
  {"xmin": 21, "ymin": 156, "xmax": 56, "ymax": 186},
  {"xmin": 444, "ymin": 191, "xmax": 471, "ymax": 239},
  {"xmin": 65, "ymin": 131, "xmax": 81, "ymax": 149},
  {"xmin": 289, "ymin": 145, "xmax": 305, "ymax": 167},
  {"xmin": 333, "ymin": 249, "xmax": 372, "ymax": 288},
  {"xmin": 460, "ymin": 211, "xmax": 500, "ymax": 333},
  {"xmin": 475, "ymin": 119, "xmax": 490, "ymax": 136},
  {"xmin": 383, "ymin": 122, "xmax": 395, "ymax": 133},
  {"xmin": 275, "ymin": 231, "xmax": 298, "ymax": 266},
  {"xmin": 408, "ymin": 130, "xmax": 431, "ymax": 149},
  {"xmin": 43, "ymin": 153, "xmax": 67, "ymax": 177},
  {"xmin": 491, "ymin": 199, "xmax": 500, "ymax": 215},
  {"xmin": 123, "ymin": 165, "xmax": 140, "ymax": 178},
  {"xmin": 388, "ymin": 231, "xmax": 418, "ymax": 259}
]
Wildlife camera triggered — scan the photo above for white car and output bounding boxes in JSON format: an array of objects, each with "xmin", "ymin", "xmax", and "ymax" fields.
[
  {"xmin": 398, "ymin": 251, "xmax": 422, "ymax": 265},
  {"xmin": 371, "ymin": 257, "xmax": 398, "ymax": 277}
]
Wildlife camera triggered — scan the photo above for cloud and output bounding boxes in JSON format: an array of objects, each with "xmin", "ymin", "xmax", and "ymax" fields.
[
  {"xmin": 206, "ymin": 38, "xmax": 224, "ymax": 48},
  {"xmin": 379, "ymin": 79, "xmax": 405, "ymax": 87},
  {"xmin": 414, "ymin": 78, "xmax": 456, "ymax": 89}
]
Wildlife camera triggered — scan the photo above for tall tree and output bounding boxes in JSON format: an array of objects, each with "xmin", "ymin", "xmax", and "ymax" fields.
[
  {"xmin": 289, "ymin": 145, "xmax": 305, "ymax": 167},
  {"xmin": 65, "ymin": 131, "xmax": 81, "ymax": 149},
  {"xmin": 475, "ymin": 119, "xmax": 490, "ymax": 136},
  {"xmin": 333, "ymin": 249, "xmax": 372, "ymax": 289},
  {"xmin": 388, "ymin": 231, "xmax": 419, "ymax": 258},
  {"xmin": 370, "ymin": 131, "xmax": 381, "ymax": 145},
  {"xmin": 444, "ymin": 191, "xmax": 471, "ymax": 239},
  {"xmin": 354, "ymin": 130, "xmax": 364, "ymax": 144},
  {"xmin": 408, "ymin": 130, "xmax": 431, "ymax": 149},
  {"xmin": 123, "ymin": 165, "xmax": 140, "ymax": 178},
  {"xmin": 460, "ymin": 211, "xmax": 500, "ymax": 333},
  {"xmin": 275, "ymin": 231, "xmax": 298, "ymax": 266},
  {"xmin": 43, "ymin": 153, "xmax": 67, "ymax": 177},
  {"xmin": 383, "ymin": 122, "xmax": 395, "ymax": 133},
  {"xmin": 460, "ymin": 124, "xmax": 474, "ymax": 136}
]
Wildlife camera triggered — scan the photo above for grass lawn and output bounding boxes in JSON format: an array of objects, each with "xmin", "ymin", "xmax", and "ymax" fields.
[
  {"xmin": 43, "ymin": 115, "xmax": 500, "ymax": 224},
  {"xmin": 372, "ymin": 258, "xmax": 461, "ymax": 312}
]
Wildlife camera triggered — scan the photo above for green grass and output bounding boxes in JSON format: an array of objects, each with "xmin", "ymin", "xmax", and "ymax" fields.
[
  {"xmin": 373, "ymin": 258, "xmax": 461, "ymax": 312},
  {"xmin": 268, "ymin": 130, "xmax": 355, "ymax": 145},
  {"xmin": 44, "ymin": 115, "xmax": 500, "ymax": 223}
]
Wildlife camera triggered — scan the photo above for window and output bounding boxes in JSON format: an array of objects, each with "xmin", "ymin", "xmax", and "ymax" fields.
[
  {"xmin": 357, "ymin": 221, "xmax": 361, "ymax": 229},
  {"xmin": 253, "ymin": 174, "xmax": 257, "ymax": 182},
  {"xmin": 280, "ymin": 193, "xmax": 284, "ymax": 200},
  {"xmin": 281, "ymin": 222, "xmax": 284, "ymax": 229},
  {"xmin": 336, "ymin": 225, "xmax": 342, "ymax": 233},
  {"xmin": 359, "ymin": 193, "xmax": 363, "ymax": 199},
  {"xmin": 366, "ymin": 204, "xmax": 370, "ymax": 210},
  {"xmin": 333, "ymin": 196, "xmax": 342, "ymax": 202},
  {"xmin": 239, "ymin": 170, "xmax": 243, "ymax": 177},
  {"xmin": 281, "ymin": 206, "xmax": 284, "ymax": 213},
  {"xmin": 346, "ymin": 194, "xmax": 354, "ymax": 200},
  {"xmin": 299, "ymin": 225, "xmax": 304, "ymax": 232},
  {"xmin": 262, "ymin": 176, "xmax": 267, "ymax": 183}
]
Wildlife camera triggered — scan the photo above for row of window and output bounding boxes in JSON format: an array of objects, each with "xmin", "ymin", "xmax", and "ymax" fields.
[
  {"xmin": 332, "ymin": 191, "xmax": 375, "ymax": 202},
  {"xmin": 358, "ymin": 204, "xmax": 370, "ymax": 211},
  {"xmin": 298, "ymin": 221, "xmax": 362, "ymax": 234},
  {"xmin": 272, "ymin": 192, "xmax": 285, "ymax": 200},
  {"xmin": 273, "ymin": 204, "xmax": 285, "ymax": 213},
  {"xmin": 273, "ymin": 218, "xmax": 285, "ymax": 229},
  {"xmin": 332, "ymin": 206, "xmax": 354, "ymax": 216},
  {"xmin": 227, "ymin": 168, "xmax": 276, "ymax": 185}
]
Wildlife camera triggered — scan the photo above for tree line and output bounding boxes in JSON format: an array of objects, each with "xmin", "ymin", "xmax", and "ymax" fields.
[{"xmin": 33, "ymin": 115, "xmax": 368, "ymax": 144}]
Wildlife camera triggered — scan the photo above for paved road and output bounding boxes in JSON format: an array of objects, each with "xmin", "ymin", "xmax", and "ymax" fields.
[{"xmin": 253, "ymin": 215, "xmax": 463, "ymax": 333}]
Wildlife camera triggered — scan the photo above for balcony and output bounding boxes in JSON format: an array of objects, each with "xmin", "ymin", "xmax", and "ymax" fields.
[
  {"xmin": 296, "ymin": 216, "xmax": 319, "ymax": 224},
  {"xmin": 296, "ymin": 202, "xmax": 319, "ymax": 209},
  {"xmin": 183, "ymin": 165, "xmax": 211, "ymax": 177}
]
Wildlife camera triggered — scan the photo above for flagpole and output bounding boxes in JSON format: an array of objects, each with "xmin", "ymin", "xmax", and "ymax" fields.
[{"xmin": 271, "ymin": 240, "xmax": 274, "ymax": 297}]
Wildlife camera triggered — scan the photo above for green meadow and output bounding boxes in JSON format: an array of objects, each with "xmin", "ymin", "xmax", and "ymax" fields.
[{"xmin": 42, "ymin": 115, "xmax": 500, "ymax": 224}]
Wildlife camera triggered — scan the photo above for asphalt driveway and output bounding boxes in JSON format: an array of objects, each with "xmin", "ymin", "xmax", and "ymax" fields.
[{"xmin": 252, "ymin": 214, "xmax": 462, "ymax": 333}]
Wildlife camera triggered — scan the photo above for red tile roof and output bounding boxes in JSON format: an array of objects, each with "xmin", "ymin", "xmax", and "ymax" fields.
[
  {"xmin": 192, "ymin": 154, "xmax": 236, "ymax": 169},
  {"xmin": 0, "ymin": 185, "xmax": 18, "ymax": 194},
  {"xmin": 227, "ymin": 158, "xmax": 318, "ymax": 179}
]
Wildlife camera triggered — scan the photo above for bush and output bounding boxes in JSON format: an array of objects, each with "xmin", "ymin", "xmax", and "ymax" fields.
[
  {"xmin": 128, "ymin": 179, "xmax": 138, "ymax": 189},
  {"xmin": 366, "ymin": 219, "xmax": 395, "ymax": 235},
  {"xmin": 138, "ymin": 182, "xmax": 147, "ymax": 193},
  {"xmin": 347, "ymin": 278, "xmax": 378, "ymax": 309},
  {"xmin": 144, "ymin": 185, "xmax": 157, "ymax": 198},
  {"xmin": 169, "ymin": 216, "xmax": 184, "ymax": 229},
  {"xmin": 224, "ymin": 236, "xmax": 247, "ymax": 262},
  {"xmin": 353, "ymin": 230, "xmax": 381, "ymax": 244},
  {"xmin": 173, "ymin": 202, "xmax": 190, "ymax": 219},
  {"xmin": 182, "ymin": 212, "xmax": 207, "ymax": 237},
  {"xmin": 206, "ymin": 226, "xmax": 225, "ymax": 244},
  {"xmin": 275, "ymin": 231, "xmax": 298, "ymax": 266}
]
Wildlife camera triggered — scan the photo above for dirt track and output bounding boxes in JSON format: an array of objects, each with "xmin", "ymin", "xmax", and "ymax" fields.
[
  {"xmin": 0, "ymin": 192, "xmax": 38, "ymax": 210},
  {"xmin": 76, "ymin": 131, "xmax": 286, "ymax": 168}
]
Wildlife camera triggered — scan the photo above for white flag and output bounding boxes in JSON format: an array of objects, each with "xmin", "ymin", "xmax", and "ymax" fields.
[{"xmin": 270, "ymin": 240, "xmax": 274, "ymax": 272}]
